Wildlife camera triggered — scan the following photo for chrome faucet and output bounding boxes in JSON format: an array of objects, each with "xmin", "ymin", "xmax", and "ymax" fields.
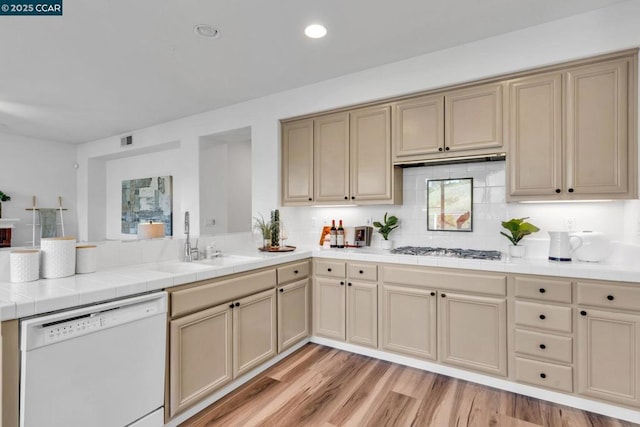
[{"xmin": 183, "ymin": 211, "xmax": 199, "ymax": 261}]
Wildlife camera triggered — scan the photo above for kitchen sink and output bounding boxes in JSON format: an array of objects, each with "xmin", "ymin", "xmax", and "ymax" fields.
[
  {"xmin": 196, "ymin": 254, "xmax": 261, "ymax": 267},
  {"xmin": 142, "ymin": 262, "xmax": 212, "ymax": 275}
]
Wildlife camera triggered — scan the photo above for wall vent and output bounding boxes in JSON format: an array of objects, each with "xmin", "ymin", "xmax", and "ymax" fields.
[{"xmin": 120, "ymin": 135, "xmax": 133, "ymax": 147}]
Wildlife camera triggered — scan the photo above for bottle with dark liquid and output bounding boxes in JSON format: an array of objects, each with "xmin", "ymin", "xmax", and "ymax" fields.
[
  {"xmin": 329, "ymin": 220, "xmax": 337, "ymax": 248},
  {"xmin": 337, "ymin": 220, "xmax": 345, "ymax": 248}
]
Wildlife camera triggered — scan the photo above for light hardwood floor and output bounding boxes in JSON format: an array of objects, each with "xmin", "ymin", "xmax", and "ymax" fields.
[{"xmin": 181, "ymin": 344, "xmax": 639, "ymax": 427}]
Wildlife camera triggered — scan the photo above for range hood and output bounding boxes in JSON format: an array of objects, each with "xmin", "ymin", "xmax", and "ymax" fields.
[{"xmin": 396, "ymin": 153, "xmax": 506, "ymax": 168}]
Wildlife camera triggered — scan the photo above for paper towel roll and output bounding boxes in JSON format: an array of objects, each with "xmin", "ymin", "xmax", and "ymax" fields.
[
  {"xmin": 137, "ymin": 222, "xmax": 165, "ymax": 239},
  {"xmin": 76, "ymin": 245, "xmax": 97, "ymax": 274},
  {"xmin": 10, "ymin": 250, "xmax": 40, "ymax": 283},
  {"xmin": 41, "ymin": 236, "xmax": 76, "ymax": 279}
]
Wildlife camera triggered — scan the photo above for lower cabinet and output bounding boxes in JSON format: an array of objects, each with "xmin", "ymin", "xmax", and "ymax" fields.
[
  {"xmin": 577, "ymin": 308, "xmax": 640, "ymax": 407},
  {"xmin": 347, "ymin": 281, "xmax": 378, "ymax": 348},
  {"xmin": 277, "ymin": 278, "xmax": 310, "ymax": 353},
  {"xmin": 438, "ymin": 292, "xmax": 507, "ymax": 376},
  {"xmin": 169, "ymin": 288, "xmax": 276, "ymax": 417},
  {"xmin": 381, "ymin": 284, "xmax": 437, "ymax": 360}
]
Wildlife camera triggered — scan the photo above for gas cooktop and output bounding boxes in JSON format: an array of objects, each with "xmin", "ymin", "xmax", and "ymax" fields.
[{"xmin": 390, "ymin": 246, "xmax": 503, "ymax": 261}]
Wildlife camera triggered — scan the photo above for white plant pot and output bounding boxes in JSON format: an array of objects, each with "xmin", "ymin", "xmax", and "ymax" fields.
[
  {"xmin": 509, "ymin": 244, "xmax": 526, "ymax": 258},
  {"xmin": 381, "ymin": 240, "xmax": 394, "ymax": 250}
]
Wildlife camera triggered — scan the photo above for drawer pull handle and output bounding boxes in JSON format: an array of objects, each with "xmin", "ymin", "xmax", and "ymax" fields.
[
  {"xmin": 539, "ymin": 314, "xmax": 546, "ymax": 320},
  {"xmin": 607, "ymin": 295, "xmax": 614, "ymax": 301},
  {"xmin": 229, "ymin": 303, "xmax": 234, "ymax": 308},
  {"xmin": 279, "ymin": 288, "xmax": 284, "ymax": 293},
  {"xmin": 294, "ymin": 270, "xmax": 299, "ymax": 274},
  {"xmin": 235, "ymin": 302, "xmax": 240, "ymax": 307},
  {"xmin": 441, "ymin": 293, "xmax": 446, "ymax": 298},
  {"xmin": 540, "ymin": 373, "xmax": 547, "ymax": 379},
  {"xmin": 340, "ymin": 281, "xmax": 344, "ymax": 286},
  {"xmin": 568, "ymin": 188, "xmax": 574, "ymax": 193},
  {"xmin": 539, "ymin": 344, "xmax": 546, "ymax": 350},
  {"xmin": 328, "ymin": 268, "xmax": 332, "ymax": 272},
  {"xmin": 359, "ymin": 270, "xmax": 364, "ymax": 274},
  {"xmin": 348, "ymin": 282, "xmax": 352, "ymax": 286},
  {"xmin": 539, "ymin": 288, "xmax": 546, "ymax": 293},
  {"xmin": 555, "ymin": 189, "xmax": 561, "ymax": 194},
  {"xmin": 430, "ymin": 292, "xmax": 436, "ymax": 296},
  {"xmin": 580, "ymin": 310, "xmax": 587, "ymax": 316}
]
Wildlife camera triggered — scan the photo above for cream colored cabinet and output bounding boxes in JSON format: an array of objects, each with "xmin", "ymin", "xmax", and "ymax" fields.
[
  {"xmin": 314, "ymin": 261, "xmax": 378, "ymax": 348},
  {"xmin": 233, "ymin": 289, "xmax": 277, "ymax": 378},
  {"xmin": 392, "ymin": 83, "xmax": 504, "ymax": 164},
  {"xmin": 577, "ymin": 308, "xmax": 640, "ymax": 407},
  {"xmin": 277, "ymin": 279, "xmax": 310, "ymax": 353},
  {"xmin": 169, "ymin": 303, "xmax": 233, "ymax": 417},
  {"xmin": 508, "ymin": 55, "xmax": 637, "ymax": 201},
  {"xmin": 281, "ymin": 119, "xmax": 314, "ymax": 205},
  {"xmin": 314, "ymin": 112, "xmax": 350, "ymax": 203},
  {"xmin": 438, "ymin": 292, "xmax": 507, "ymax": 377},
  {"xmin": 381, "ymin": 284, "xmax": 437, "ymax": 360}
]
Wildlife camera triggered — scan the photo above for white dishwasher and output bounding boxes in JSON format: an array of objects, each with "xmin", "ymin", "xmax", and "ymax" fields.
[{"xmin": 20, "ymin": 292, "xmax": 167, "ymax": 427}]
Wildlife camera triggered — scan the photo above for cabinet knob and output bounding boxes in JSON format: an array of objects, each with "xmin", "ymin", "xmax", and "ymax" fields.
[
  {"xmin": 351, "ymin": 196, "xmax": 355, "ymax": 200},
  {"xmin": 340, "ymin": 281, "xmax": 344, "ymax": 286},
  {"xmin": 539, "ymin": 288, "xmax": 546, "ymax": 294},
  {"xmin": 568, "ymin": 188, "xmax": 575, "ymax": 193},
  {"xmin": 539, "ymin": 314, "xmax": 546, "ymax": 320},
  {"xmin": 348, "ymin": 282, "xmax": 352, "ymax": 286},
  {"xmin": 441, "ymin": 293, "xmax": 446, "ymax": 298},
  {"xmin": 294, "ymin": 270, "xmax": 299, "ymax": 274},
  {"xmin": 359, "ymin": 270, "xmax": 364, "ymax": 274},
  {"xmin": 344, "ymin": 196, "xmax": 348, "ymax": 200},
  {"xmin": 555, "ymin": 189, "xmax": 561, "ymax": 194},
  {"xmin": 607, "ymin": 295, "xmax": 614, "ymax": 301},
  {"xmin": 540, "ymin": 373, "xmax": 547, "ymax": 379},
  {"xmin": 309, "ymin": 198, "xmax": 313, "ymax": 201},
  {"xmin": 229, "ymin": 303, "xmax": 234, "ymax": 308},
  {"xmin": 279, "ymin": 288, "xmax": 284, "ymax": 293},
  {"xmin": 438, "ymin": 147, "xmax": 443, "ymax": 152},
  {"xmin": 430, "ymin": 292, "xmax": 436, "ymax": 296},
  {"xmin": 580, "ymin": 310, "xmax": 587, "ymax": 316},
  {"xmin": 235, "ymin": 302, "xmax": 240, "ymax": 307},
  {"xmin": 328, "ymin": 268, "xmax": 332, "ymax": 272},
  {"xmin": 445, "ymin": 146, "xmax": 450, "ymax": 151},
  {"xmin": 539, "ymin": 344, "xmax": 546, "ymax": 350}
]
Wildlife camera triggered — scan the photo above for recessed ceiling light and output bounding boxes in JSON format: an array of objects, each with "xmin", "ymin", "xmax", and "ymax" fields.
[
  {"xmin": 305, "ymin": 24, "xmax": 327, "ymax": 39},
  {"xmin": 194, "ymin": 24, "xmax": 220, "ymax": 39}
]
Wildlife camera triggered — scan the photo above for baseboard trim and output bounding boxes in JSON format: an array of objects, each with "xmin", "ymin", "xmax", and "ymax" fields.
[{"xmin": 310, "ymin": 336, "xmax": 640, "ymax": 424}]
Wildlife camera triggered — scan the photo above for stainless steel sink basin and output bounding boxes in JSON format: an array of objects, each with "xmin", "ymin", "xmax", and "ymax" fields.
[{"xmin": 196, "ymin": 254, "xmax": 260, "ymax": 267}]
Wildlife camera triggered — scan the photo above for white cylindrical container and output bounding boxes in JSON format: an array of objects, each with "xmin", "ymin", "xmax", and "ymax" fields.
[
  {"xmin": 76, "ymin": 245, "xmax": 97, "ymax": 274},
  {"xmin": 10, "ymin": 250, "xmax": 40, "ymax": 283},
  {"xmin": 41, "ymin": 236, "xmax": 76, "ymax": 279}
]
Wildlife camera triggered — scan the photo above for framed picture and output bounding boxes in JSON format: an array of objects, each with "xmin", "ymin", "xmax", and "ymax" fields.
[
  {"xmin": 427, "ymin": 178, "xmax": 473, "ymax": 232},
  {"xmin": 121, "ymin": 176, "xmax": 173, "ymax": 236}
]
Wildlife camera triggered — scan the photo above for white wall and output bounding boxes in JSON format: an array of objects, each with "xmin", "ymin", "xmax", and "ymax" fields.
[
  {"xmin": 76, "ymin": 1, "xmax": 640, "ymax": 249},
  {"xmin": 0, "ymin": 132, "xmax": 77, "ymax": 247}
]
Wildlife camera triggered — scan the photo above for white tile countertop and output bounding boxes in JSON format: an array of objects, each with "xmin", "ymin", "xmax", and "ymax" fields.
[{"xmin": 0, "ymin": 244, "xmax": 637, "ymax": 322}]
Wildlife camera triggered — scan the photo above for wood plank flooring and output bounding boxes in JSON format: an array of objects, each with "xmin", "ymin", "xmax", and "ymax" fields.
[{"xmin": 181, "ymin": 344, "xmax": 639, "ymax": 427}]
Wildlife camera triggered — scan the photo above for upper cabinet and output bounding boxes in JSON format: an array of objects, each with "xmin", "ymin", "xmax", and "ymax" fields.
[
  {"xmin": 508, "ymin": 55, "xmax": 637, "ymax": 201},
  {"xmin": 282, "ymin": 106, "xmax": 402, "ymax": 206},
  {"xmin": 392, "ymin": 82, "xmax": 505, "ymax": 164}
]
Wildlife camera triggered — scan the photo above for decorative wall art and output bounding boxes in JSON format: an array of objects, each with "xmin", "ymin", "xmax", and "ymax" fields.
[
  {"xmin": 121, "ymin": 176, "xmax": 172, "ymax": 236},
  {"xmin": 427, "ymin": 178, "xmax": 473, "ymax": 232}
]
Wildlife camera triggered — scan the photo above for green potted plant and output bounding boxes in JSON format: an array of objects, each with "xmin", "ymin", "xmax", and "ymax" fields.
[
  {"xmin": 0, "ymin": 190, "xmax": 10, "ymax": 218},
  {"xmin": 373, "ymin": 212, "xmax": 399, "ymax": 250},
  {"xmin": 500, "ymin": 217, "xmax": 540, "ymax": 258},
  {"xmin": 253, "ymin": 213, "xmax": 274, "ymax": 249}
]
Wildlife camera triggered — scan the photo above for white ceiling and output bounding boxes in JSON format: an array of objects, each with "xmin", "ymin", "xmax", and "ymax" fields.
[{"xmin": 0, "ymin": 0, "xmax": 625, "ymax": 144}]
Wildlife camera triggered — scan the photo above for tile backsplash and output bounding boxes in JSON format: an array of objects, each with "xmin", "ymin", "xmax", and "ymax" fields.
[{"xmin": 281, "ymin": 161, "xmax": 634, "ymax": 258}]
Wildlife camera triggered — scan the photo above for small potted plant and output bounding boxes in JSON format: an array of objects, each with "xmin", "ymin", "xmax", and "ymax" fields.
[
  {"xmin": 373, "ymin": 212, "xmax": 399, "ymax": 250},
  {"xmin": 0, "ymin": 190, "xmax": 10, "ymax": 218},
  {"xmin": 253, "ymin": 213, "xmax": 273, "ymax": 249},
  {"xmin": 500, "ymin": 217, "xmax": 540, "ymax": 258}
]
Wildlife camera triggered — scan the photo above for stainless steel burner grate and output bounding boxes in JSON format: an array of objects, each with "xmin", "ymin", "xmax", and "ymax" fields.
[{"xmin": 390, "ymin": 246, "xmax": 502, "ymax": 260}]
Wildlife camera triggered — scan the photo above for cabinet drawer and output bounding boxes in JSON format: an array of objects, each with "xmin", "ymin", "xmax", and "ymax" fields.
[
  {"xmin": 277, "ymin": 261, "xmax": 310, "ymax": 284},
  {"xmin": 383, "ymin": 266, "xmax": 506, "ymax": 296},
  {"xmin": 515, "ymin": 301, "xmax": 572, "ymax": 333},
  {"xmin": 315, "ymin": 260, "xmax": 346, "ymax": 278},
  {"xmin": 577, "ymin": 282, "xmax": 640, "ymax": 311},
  {"xmin": 514, "ymin": 276, "xmax": 572, "ymax": 303},
  {"xmin": 348, "ymin": 263, "xmax": 377, "ymax": 281},
  {"xmin": 515, "ymin": 329, "xmax": 572, "ymax": 364},
  {"xmin": 171, "ymin": 269, "xmax": 276, "ymax": 318},
  {"xmin": 515, "ymin": 357, "xmax": 573, "ymax": 393}
]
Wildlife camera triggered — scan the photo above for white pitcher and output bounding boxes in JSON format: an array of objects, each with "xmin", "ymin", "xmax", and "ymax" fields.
[{"xmin": 548, "ymin": 231, "xmax": 583, "ymax": 261}]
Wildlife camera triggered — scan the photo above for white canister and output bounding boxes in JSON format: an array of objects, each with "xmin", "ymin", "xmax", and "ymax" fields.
[
  {"xmin": 76, "ymin": 245, "xmax": 97, "ymax": 274},
  {"xmin": 41, "ymin": 236, "xmax": 76, "ymax": 279},
  {"xmin": 10, "ymin": 250, "xmax": 40, "ymax": 283}
]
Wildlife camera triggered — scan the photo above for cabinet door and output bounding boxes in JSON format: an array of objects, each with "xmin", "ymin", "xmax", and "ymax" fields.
[
  {"xmin": 445, "ymin": 83, "xmax": 504, "ymax": 152},
  {"xmin": 282, "ymin": 119, "xmax": 314, "ymax": 205},
  {"xmin": 381, "ymin": 284, "xmax": 437, "ymax": 360},
  {"xmin": 277, "ymin": 279, "xmax": 310, "ymax": 353},
  {"xmin": 314, "ymin": 112, "xmax": 350, "ymax": 203},
  {"xmin": 314, "ymin": 277, "xmax": 346, "ymax": 340},
  {"xmin": 169, "ymin": 304, "xmax": 232, "ymax": 417},
  {"xmin": 577, "ymin": 308, "xmax": 640, "ymax": 407},
  {"xmin": 346, "ymin": 281, "xmax": 378, "ymax": 348},
  {"xmin": 233, "ymin": 289, "xmax": 277, "ymax": 378},
  {"xmin": 566, "ymin": 58, "xmax": 631, "ymax": 197},
  {"xmin": 507, "ymin": 73, "xmax": 563, "ymax": 199},
  {"xmin": 438, "ymin": 292, "xmax": 507, "ymax": 377},
  {"xmin": 393, "ymin": 94, "xmax": 445, "ymax": 160},
  {"xmin": 350, "ymin": 105, "xmax": 394, "ymax": 202}
]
